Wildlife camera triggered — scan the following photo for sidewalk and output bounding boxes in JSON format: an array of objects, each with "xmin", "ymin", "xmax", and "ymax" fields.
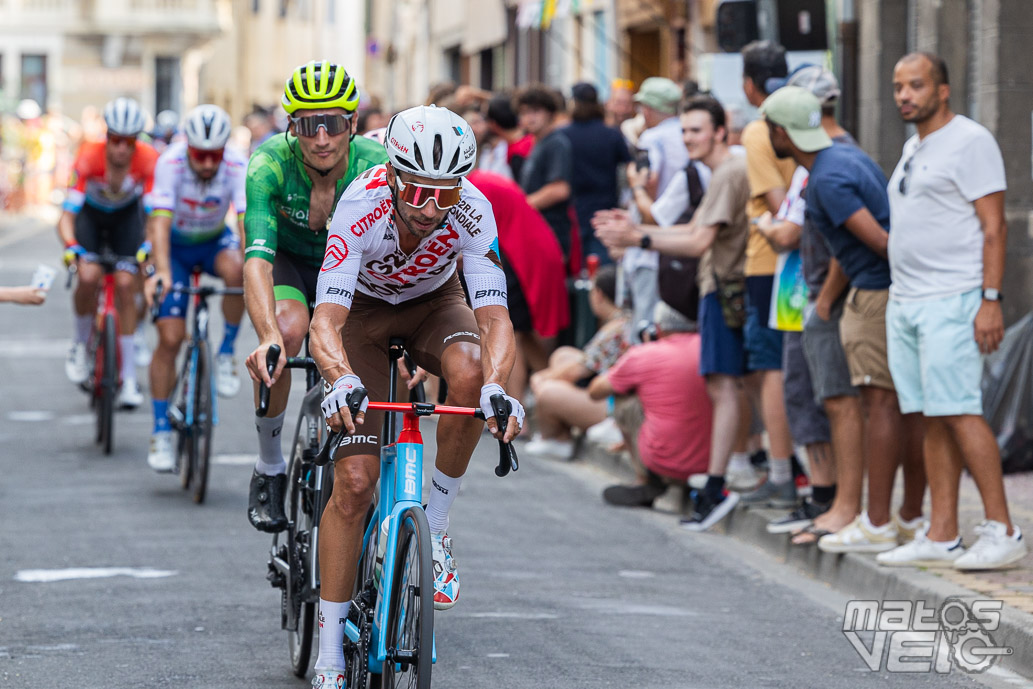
[{"xmin": 569, "ymin": 436, "xmax": 1033, "ymax": 680}]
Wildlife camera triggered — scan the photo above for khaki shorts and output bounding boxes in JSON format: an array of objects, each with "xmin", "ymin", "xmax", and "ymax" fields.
[
  {"xmin": 838, "ymin": 287, "xmax": 895, "ymax": 391},
  {"xmin": 339, "ymin": 275, "xmax": 481, "ymax": 458}
]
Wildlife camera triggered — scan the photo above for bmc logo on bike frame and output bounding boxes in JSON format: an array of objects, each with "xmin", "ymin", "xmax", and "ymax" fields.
[{"xmin": 402, "ymin": 453, "xmax": 419, "ymax": 498}]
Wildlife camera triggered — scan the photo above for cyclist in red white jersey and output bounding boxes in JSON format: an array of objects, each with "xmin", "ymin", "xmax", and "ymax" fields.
[
  {"xmin": 60, "ymin": 97, "xmax": 158, "ymax": 409},
  {"xmin": 307, "ymin": 105, "xmax": 524, "ymax": 685}
]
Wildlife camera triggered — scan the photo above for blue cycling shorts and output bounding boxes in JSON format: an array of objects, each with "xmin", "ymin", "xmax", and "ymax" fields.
[{"xmin": 157, "ymin": 226, "xmax": 240, "ymax": 320}]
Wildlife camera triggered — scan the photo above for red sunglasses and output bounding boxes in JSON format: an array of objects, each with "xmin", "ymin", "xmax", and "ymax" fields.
[
  {"xmin": 188, "ymin": 147, "xmax": 224, "ymax": 165},
  {"xmin": 106, "ymin": 133, "xmax": 137, "ymax": 147}
]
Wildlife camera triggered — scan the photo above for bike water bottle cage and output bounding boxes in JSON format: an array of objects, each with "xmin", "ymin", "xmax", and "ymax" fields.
[
  {"xmin": 290, "ymin": 113, "xmax": 352, "ymax": 138},
  {"xmin": 395, "ymin": 178, "xmax": 462, "ymax": 211}
]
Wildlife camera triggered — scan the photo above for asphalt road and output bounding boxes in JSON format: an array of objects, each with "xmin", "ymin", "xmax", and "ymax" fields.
[{"xmin": 0, "ymin": 214, "xmax": 1026, "ymax": 689}]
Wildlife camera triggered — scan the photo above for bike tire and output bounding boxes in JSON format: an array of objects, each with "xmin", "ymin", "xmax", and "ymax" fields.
[
  {"xmin": 382, "ymin": 506, "xmax": 433, "ymax": 689},
  {"xmin": 98, "ymin": 314, "xmax": 117, "ymax": 455},
  {"xmin": 286, "ymin": 436, "xmax": 316, "ymax": 678},
  {"xmin": 346, "ymin": 502, "xmax": 380, "ymax": 689},
  {"xmin": 177, "ymin": 358, "xmax": 193, "ymax": 490},
  {"xmin": 191, "ymin": 341, "xmax": 213, "ymax": 504}
]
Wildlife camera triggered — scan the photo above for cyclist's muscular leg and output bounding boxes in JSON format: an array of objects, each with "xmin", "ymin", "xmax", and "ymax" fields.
[
  {"xmin": 113, "ymin": 270, "xmax": 139, "ymax": 335},
  {"xmin": 247, "ymin": 299, "xmax": 308, "ymax": 533},
  {"xmin": 319, "ymin": 453, "xmax": 380, "ymax": 601},
  {"xmin": 435, "ymin": 341, "xmax": 486, "ymax": 478},
  {"xmin": 73, "ymin": 262, "xmax": 102, "ymax": 318},
  {"xmin": 149, "ymin": 319, "xmax": 186, "ymax": 401}
]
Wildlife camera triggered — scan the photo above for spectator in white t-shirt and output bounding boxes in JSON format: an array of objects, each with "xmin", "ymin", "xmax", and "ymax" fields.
[{"xmin": 876, "ymin": 52, "xmax": 1027, "ymax": 571}]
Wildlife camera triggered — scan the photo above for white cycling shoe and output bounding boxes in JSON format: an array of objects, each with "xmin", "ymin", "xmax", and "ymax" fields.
[
  {"xmin": 65, "ymin": 343, "xmax": 88, "ymax": 385},
  {"xmin": 117, "ymin": 381, "xmax": 144, "ymax": 410},
  {"xmin": 147, "ymin": 431, "xmax": 176, "ymax": 473},
  {"xmin": 310, "ymin": 669, "xmax": 346, "ymax": 689},
  {"xmin": 215, "ymin": 353, "xmax": 240, "ymax": 398}
]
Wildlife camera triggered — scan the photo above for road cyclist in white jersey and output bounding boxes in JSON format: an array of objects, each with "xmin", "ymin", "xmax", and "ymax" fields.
[
  {"xmin": 306, "ymin": 105, "xmax": 525, "ymax": 686},
  {"xmin": 143, "ymin": 104, "xmax": 247, "ymax": 471}
]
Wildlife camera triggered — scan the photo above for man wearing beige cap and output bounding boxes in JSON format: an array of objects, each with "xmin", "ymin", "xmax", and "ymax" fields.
[{"xmin": 761, "ymin": 86, "xmax": 926, "ymax": 554}]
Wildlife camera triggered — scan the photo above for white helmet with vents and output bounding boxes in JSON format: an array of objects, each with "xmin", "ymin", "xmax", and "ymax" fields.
[
  {"xmin": 384, "ymin": 105, "xmax": 477, "ymax": 180},
  {"xmin": 103, "ymin": 97, "xmax": 146, "ymax": 137},
  {"xmin": 184, "ymin": 104, "xmax": 232, "ymax": 150}
]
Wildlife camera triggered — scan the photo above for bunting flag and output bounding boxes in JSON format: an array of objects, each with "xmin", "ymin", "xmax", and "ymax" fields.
[{"xmin": 541, "ymin": 0, "xmax": 557, "ymax": 29}]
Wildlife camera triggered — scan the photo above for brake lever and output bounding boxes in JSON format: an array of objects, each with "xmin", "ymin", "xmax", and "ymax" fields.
[
  {"xmin": 315, "ymin": 386, "xmax": 368, "ymax": 465},
  {"xmin": 489, "ymin": 393, "xmax": 519, "ymax": 477},
  {"xmin": 149, "ymin": 280, "xmax": 164, "ymax": 322},
  {"xmin": 256, "ymin": 344, "xmax": 281, "ymax": 417}
]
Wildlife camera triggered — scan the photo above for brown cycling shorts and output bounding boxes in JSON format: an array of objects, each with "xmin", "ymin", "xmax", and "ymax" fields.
[{"xmin": 337, "ymin": 274, "xmax": 481, "ymax": 458}]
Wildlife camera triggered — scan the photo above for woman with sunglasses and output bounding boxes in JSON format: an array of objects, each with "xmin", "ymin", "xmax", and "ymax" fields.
[
  {"xmin": 307, "ymin": 104, "xmax": 524, "ymax": 686},
  {"xmin": 141, "ymin": 104, "xmax": 248, "ymax": 472},
  {"xmin": 59, "ymin": 97, "xmax": 159, "ymax": 411},
  {"xmin": 241, "ymin": 61, "xmax": 388, "ymax": 535}
]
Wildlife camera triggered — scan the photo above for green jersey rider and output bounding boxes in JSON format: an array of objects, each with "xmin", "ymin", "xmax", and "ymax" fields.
[{"xmin": 242, "ymin": 60, "xmax": 388, "ymax": 532}]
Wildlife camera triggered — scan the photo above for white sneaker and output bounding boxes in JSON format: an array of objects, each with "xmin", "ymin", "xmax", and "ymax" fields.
[
  {"xmin": 215, "ymin": 353, "xmax": 240, "ymax": 398},
  {"xmin": 953, "ymin": 521, "xmax": 1028, "ymax": 571},
  {"xmin": 876, "ymin": 526, "xmax": 965, "ymax": 567},
  {"xmin": 133, "ymin": 329, "xmax": 151, "ymax": 367},
  {"xmin": 310, "ymin": 669, "xmax": 346, "ymax": 689},
  {"xmin": 147, "ymin": 431, "xmax": 176, "ymax": 473},
  {"xmin": 726, "ymin": 463, "xmax": 761, "ymax": 492},
  {"xmin": 818, "ymin": 513, "xmax": 899, "ymax": 553},
  {"xmin": 65, "ymin": 342, "xmax": 88, "ymax": 384},
  {"xmin": 117, "ymin": 380, "xmax": 144, "ymax": 409},
  {"xmin": 893, "ymin": 510, "xmax": 926, "ymax": 544},
  {"xmin": 524, "ymin": 434, "xmax": 573, "ymax": 460},
  {"xmin": 585, "ymin": 417, "xmax": 622, "ymax": 446}
]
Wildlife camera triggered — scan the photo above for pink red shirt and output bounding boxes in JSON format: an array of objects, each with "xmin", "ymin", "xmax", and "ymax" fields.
[{"xmin": 605, "ymin": 333, "xmax": 712, "ymax": 481}]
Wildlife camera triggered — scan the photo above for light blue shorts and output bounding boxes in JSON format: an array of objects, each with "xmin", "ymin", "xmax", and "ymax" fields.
[{"xmin": 886, "ymin": 289, "xmax": 983, "ymax": 416}]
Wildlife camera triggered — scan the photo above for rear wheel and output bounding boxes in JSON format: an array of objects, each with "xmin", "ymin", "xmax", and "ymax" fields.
[
  {"xmin": 191, "ymin": 341, "xmax": 213, "ymax": 504},
  {"xmin": 346, "ymin": 503, "xmax": 380, "ymax": 689},
  {"xmin": 382, "ymin": 507, "xmax": 433, "ymax": 689},
  {"xmin": 97, "ymin": 313, "xmax": 117, "ymax": 455},
  {"xmin": 286, "ymin": 437, "xmax": 315, "ymax": 678}
]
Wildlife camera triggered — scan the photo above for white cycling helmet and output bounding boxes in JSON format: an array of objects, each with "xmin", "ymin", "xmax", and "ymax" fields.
[
  {"xmin": 154, "ymin": 109, "xmax": 180, "ymax": 137},
  {"xmin": 103, "ymin": 97, "xmax": 146, "ymax": 137},
  {"xmin": 384, "ymin": 105, "xmax": 477, "ymax": 179},
  {"xmin": 184, "ymin": 104, "xmax": 232, "ymax": 150}
]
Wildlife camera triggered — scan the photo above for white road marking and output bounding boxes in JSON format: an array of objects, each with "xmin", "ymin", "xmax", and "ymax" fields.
[
  {"xmin": 213, "ymin": 454, "xmax": 256, "ymax": 465},
  {"xmin": 14, "ymin": 567, "xmax": 178, "ymax": 583},
  {"xmin": 0, "ymin": 339, "xmax": 71, "ymax": 358},
  {"xmin": 618, "ymin": 570, "xmax": 656, "ymax": 579},
  {"xmin": 486, "ymin": 653, "xmax": 510, "ymax": 658},
  {"xmin": 7, "ymin": 410, "xmax": 55, "ymax": 422},
  {"xmin": 456, "ymin": 612, "xmax": 559, "ymax": 620}
]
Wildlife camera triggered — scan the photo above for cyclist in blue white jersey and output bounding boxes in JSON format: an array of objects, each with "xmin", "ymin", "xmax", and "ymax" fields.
[{"xmin": 144, "ymin": 105, "xmax": 247, "ymax": 472}]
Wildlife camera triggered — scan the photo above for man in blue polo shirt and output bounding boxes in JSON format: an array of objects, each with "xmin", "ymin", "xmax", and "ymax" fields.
[{"xmin": 761, "ymin": 86, "xmax": 926, "ymax": 554}]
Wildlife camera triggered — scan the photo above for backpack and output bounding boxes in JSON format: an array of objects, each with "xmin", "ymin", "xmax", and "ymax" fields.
[{"xmin": 656, "ymin": 163, "xmax": 705, "ymax": 321}]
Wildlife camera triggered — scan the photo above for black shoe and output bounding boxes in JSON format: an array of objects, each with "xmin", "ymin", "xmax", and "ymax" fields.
[
  {"xmin": 765, "ymin": 499, "xmax": 831, "ymax": 534},
  {"xmin": 602, "ymin": 482, "xmax": 666, "ymax": 508},
  {"xmin": 248, "ymin": 470, "xmax": 288, "ymax": 533},
  {"xmin": 680, "ymin": 490, "xmax": 740, "ymax": 532}
]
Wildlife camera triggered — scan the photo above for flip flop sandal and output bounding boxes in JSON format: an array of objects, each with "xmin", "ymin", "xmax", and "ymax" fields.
[{"xmin": 790, "ymin": 524, "xmax": 833, "ymax": 546}]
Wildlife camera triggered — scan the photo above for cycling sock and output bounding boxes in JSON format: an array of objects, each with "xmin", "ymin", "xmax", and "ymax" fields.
[
  {"xmin": 812, "ymin": 484, "xmax": 836, "ymax": 505},
  {"xmin": 768, "ymin": 456, "xmax": 792, "ymax": 485},
  {"xmin": 119, "ymin": 335, "xmax": 136, "ymax": 384},
  {"xmin": 425, "ymin": 468, "xmax": 463, "ymax": 533},
  {"xmin": 152, "ymin": 399, "xmax": 171, "ymax": 433},
  {"xmin": 219, "ymin": 322, "xmax": 240, "ymax": 356},
  {"xmin": 727, "ymin": 451, "xmax": 752, "ymax": 475},
  {"xmin": 704, "ymin": 475, "xmax": 726, "ymax": 503},
  {"xmin": 75, "ymin": 314, "xmax": 93, "ymax": 344},
  {"xmin": 314, "ymin": 599, "xmax": 351, "ymax": 671},
  {"xmin": 254, "ymin": 411, "xmax": 286, "ymax": 475}
]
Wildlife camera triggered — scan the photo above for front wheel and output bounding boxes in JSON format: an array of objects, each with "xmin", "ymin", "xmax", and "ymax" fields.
[
  {"xmin": 191, "ymin": 341, "xmax": 213, "ymax": 504},
  {"xmin": 97, "ymin": 313, "xmax": 117, "ymax": 455},
  {"xmin": 383, "ymin": 507, "xmax": 433, "ymax": 689},
  {"xmin": 285, "ymin": 437, "xmax": 316, "ymax": 678}
]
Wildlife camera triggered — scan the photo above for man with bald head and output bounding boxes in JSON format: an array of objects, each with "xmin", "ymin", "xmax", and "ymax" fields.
[{"xmin": 876, "ymin": 52, "xmax": 1027, "ymax": 571}]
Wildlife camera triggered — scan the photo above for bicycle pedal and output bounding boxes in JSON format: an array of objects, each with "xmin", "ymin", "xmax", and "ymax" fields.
[{"xmin": 266, "ymin": 561, "xmax": 286, "ymax": 589}]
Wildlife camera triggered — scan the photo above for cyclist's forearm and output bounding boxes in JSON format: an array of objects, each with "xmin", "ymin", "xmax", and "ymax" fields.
[
  {"xmin": 243, "ymin": 257, "xmax": 280, "ymax": 343},
  {"xmin": 148, "ymin": 213, "xmax": 173, "ymax": 276},
  {"xmin": 310, "ymin": 304, "xmax": 354, "ymax": 384},
  {"xmin": 476, "ymin": 306, "xmax": 516, "ymax": 388},
  {"xmin": 57, "ymin": 211, "xmax": 76, "ymax": 246}
]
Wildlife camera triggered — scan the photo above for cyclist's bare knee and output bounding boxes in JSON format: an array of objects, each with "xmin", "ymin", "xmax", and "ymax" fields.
[
  {"xmin": 214, "ymin": 249, "xmax": 243, "ymax": 286},
  {"xmin": 155, "ymin": 320, "xmax": 185, "ymax": 354},
  {"xmin": 441, "ymin": 342, "xmax": 481, "ymax": 404},
  {"xmin": 275, "ymin": 301, "xmax": 309, "ymax": 356},
  {"xmin": 330, "ymin": 455, "xmax": 378, "ymax": 522}
]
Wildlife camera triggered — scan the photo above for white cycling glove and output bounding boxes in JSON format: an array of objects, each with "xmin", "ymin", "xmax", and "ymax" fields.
[
  {"xmin": 321, "ymin": 374, "xmax": 369, "ymax": 421},
  {"xmin": 479, "ymin": 383, "xmax": 525, "ymax": 431}
]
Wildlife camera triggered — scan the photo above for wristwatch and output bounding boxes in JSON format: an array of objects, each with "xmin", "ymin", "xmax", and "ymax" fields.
[
  {"xmin": 982, "ymin": 288, "xmax": 1003, "ymax": 302},
  {"xmin": 639, "ymin": 233, "xmax": 652, "ymax": 249}
]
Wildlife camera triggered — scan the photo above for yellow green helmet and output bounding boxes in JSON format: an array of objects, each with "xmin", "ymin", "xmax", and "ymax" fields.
[{"xmin": 281, "ymin": 60, "xmax": 360, "ymax": 115}]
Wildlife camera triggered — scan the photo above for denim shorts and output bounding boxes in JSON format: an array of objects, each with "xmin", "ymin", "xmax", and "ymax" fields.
[
  {"xmin": 744, "ymin": 275, "xmax": 784, "ymax": 372},
  {"xmin": 699, "ymin": 291, "xmax": 746, "ymax": 377},
  {"xmin": 887, "ymin": 289, "xmax": 983, "ymax": 416}
]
